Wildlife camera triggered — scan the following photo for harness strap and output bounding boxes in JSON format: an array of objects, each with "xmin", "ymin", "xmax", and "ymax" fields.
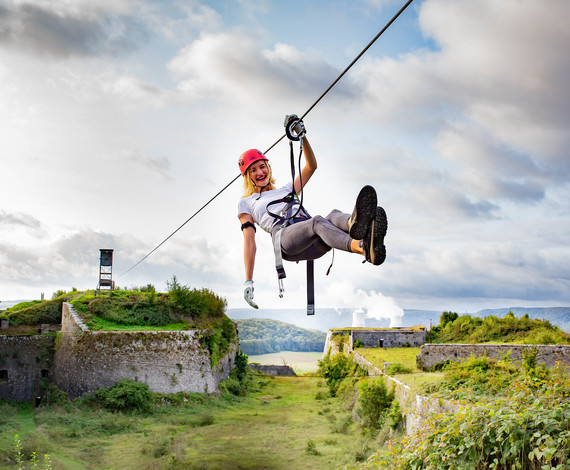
[
  {"xmin": 268, "ymin": 118, "xmax": 315, "ymax": 315},
  {"xmin": 273, "ymin": 228, "xmax": 286, "ymax": 298},
  {"xmin": 307, "ymin": 260, "xmax": 315, "ymax": 315}
]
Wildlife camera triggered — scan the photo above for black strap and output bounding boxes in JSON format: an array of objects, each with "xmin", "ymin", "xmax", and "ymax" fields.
[
  {"xmin": 266, "ymin": 138, "xmax": 307, "ymax": 224},
  {"xmin": 307, "ymin": 260, "xmax": 315, "ymax": 315},
  {"xmin": 241, "ymin": 221, "xmax": 256, "ymax": 232}
]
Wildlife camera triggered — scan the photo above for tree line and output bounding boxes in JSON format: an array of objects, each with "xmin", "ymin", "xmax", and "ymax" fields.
[{"xmin": 235, "ymin": 318, "xmax": 326, "ymax": 355}]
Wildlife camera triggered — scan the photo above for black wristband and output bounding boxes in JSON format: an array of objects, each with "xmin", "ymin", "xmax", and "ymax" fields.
[{"xmin": 241, "ymin": 221, "xmax": 256, "ymax": 232}]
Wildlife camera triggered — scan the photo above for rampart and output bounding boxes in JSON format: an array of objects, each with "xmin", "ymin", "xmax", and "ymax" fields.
[
  {"xmin": 322, "ymin": 327, "xmax": 426, "ymax": 358},
  {"xmin": 249, "ymin": 364, "xmax": 296, "ymax": 376},
  {"xmin": 0, "ymin": 335, "xmax": 55, "ymax": 402},
  {"xmin": 417, "ymin": 343, "xmax": 570, "ymax": 370},
  {"xmin": 53, "ymin": 303, "xmax": 238, "ymax": 398}
]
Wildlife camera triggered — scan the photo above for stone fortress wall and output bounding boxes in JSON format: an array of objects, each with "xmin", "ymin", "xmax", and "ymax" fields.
[
  {"xmin": 417, "ymin": 343, "xmax": 570, "ymax": 370},
  {"xmin": 0, "ymin": 303, "xmax": 239, "ymax": 402}
]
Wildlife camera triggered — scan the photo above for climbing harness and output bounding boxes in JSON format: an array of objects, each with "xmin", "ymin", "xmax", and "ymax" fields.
[
  {"xmin": 267, "ymin": 115, "xmax": 316, "ymax": 315},
  {"xmin": 119, "ymin": 0, "xmax": 415, "ymax": 279}
]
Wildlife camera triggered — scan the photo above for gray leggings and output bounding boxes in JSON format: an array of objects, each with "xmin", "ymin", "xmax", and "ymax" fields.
[{"xmin": 271, "ymin": 210, "xmax": 352, "ymax": 262}]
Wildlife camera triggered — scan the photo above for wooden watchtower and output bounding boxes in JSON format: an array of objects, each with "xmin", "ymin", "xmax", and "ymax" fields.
[{"xmin": 97, "ymin": 249, "xmax": 114, "ymax": 293}]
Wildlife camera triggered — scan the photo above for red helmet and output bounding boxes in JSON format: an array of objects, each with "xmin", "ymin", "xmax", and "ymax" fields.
[{"xmin": 238, "ymin": 149, "xmax": 268, "ymax": 176}]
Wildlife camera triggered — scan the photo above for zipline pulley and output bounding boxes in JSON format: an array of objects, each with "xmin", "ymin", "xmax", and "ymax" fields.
[{"xmin": 284, "ymin": 114, "xmax": 306, "ymax": 142}]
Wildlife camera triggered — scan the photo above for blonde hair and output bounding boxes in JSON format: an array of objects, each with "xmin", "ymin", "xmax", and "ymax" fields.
[{"xmin": 241, "ymin": 162, "xmax": 276, "ymax": 198}]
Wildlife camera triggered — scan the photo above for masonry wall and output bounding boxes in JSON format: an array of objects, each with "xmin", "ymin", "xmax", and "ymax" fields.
[
  {"xmin": 0, "ymin": 335, "xmax": 55, "ymax": 402},
  {"xmin": 417, "ymin": 343, "xmax": 570, "ymax": 370},
  {"xmin": 323, "ymin": 332, "xmax": 451, "ymax": 436},
  {"xmin": 322, "ymin": 328, "xmax": 426, "ymax": 358},
  {"xmin": 53, "ymin": 303, "xmax": 238, "ymax": 398},
  {"xmin": 352, "ymin": 329, "xmax": 426, "ymax": 348},
  {"xmin": 249, "ymin": 364, "xmax": 296, "ymax": 376}
]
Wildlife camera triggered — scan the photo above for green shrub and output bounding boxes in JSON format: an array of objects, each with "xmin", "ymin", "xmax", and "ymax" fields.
[
  {"xmin": 370, "ymin": 365, "xmax": 570, "ymax": 469},
  {"xmin": 318, "ymin": 353, "xmax": 366, "ymax": 396},
  {"xmin": 305, "ymin": 439, "xmax": 320, "ymax": 455},
  {"xmin": 357, "ymin": 378, "xmax": 394, "ymax": 431},
  {"xmin": 386, "ymin": 399, "xmax": 403, "ymax": 430},
  {"xmin": 424, "ymin": 354, "xmax": 519, "ymax": 398},
  {"xmin": 385, "ymin": 363, "xmax": 413, "ymax": 375},
  {"xmin": 94, "ymin": 379, "xmax": 152, "ymax": 413},
  {"xmin": 2, "ymin": 298, "xmax": 64, "ymax": 326},
  {"xmin": 431, "ymin": 312, "xmax": 570, "ymax": 344},
  {"xmin": 202, "ymin": 316, "xmax": 237, "ymax": 366}
]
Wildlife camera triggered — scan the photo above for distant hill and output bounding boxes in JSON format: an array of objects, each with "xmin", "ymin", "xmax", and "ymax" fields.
[
  {"xmin": 235, "ymin": 318, "xmax": 326, "ymax": 355},
  {"xmin": 228, "ymin": 307, "xmax": 570, "ymax": 333}
]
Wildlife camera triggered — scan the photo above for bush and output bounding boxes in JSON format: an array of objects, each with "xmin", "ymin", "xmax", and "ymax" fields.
[
  {"xmin": 424, "ymin": 354, "xmax": 519, "ymax": 398},
  {"xmin": 202, "ymin": 316, "xmax": 237, "ymax": 366},
  {"xmin": 318, "ymin": 353, "xmax": 366, "ymax": 397},
  {"xmin": 370, "ymin": 365, "xmax": 570, "ymax": 469},
  {"xmin": 431, "ymin": 312, "xmax": 570, "ymax": 344},
  {"xmin": 385, "ymin": 363, "xmax": 413, "ymax": 375},
  {"xmin": 357, "ymin": 378, "xmax": 394, "ymax": 431},
  {"xmin": 94, "ymin": 379, "xmax": 152, "ymax": 413},
  {"xmin": 2, "ymin": 298, "xmax": 64, "ymax": 326},
  {"xmin": 166, "ymin": 276, "xmax": 226, "ymax": 320}
]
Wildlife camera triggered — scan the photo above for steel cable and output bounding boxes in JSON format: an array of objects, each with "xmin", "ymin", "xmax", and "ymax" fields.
[{"xmin": 120, "ymin": 0, "xmax": 414, "ymax": 277}]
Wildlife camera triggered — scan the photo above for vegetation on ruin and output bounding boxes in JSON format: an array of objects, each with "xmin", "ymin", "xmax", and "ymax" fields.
[
  {"xmin": 0, "ymin": 276, "xmax": 236, "ymax": 366},
  {"xmin": 354, "ymin": 360, "xmax": 570, "ymax": 470},
  {"xmin": 430, "ymin": 311, "xmax": 570, "ymax": 344}
]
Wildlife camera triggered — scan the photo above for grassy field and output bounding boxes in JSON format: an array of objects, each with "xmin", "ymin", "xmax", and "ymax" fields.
[
  {"xmin": 248, "ymin": 351, "xmax": 323, "ymax": 374},
  {"xmin": 355, "ymin": 347, "xmax": 443, "ymax": 392},
  {"xmin": 0, "ymin": 376, "xmax": 378, "ymax": 470},
  {"xmin": 354, "ymin": 347, "xmax": 421, "ymax": 372}
]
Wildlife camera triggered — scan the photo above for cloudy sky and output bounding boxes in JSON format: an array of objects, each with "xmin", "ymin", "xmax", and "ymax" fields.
[{"xmin": 1, "ymin": 0, "xmax": 569, "ymax": 317}]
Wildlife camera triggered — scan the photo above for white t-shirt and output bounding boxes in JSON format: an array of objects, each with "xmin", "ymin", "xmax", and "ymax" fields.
[{"xmin": 237, "ymin": 182, "xmax": 299, "ymax": 233}]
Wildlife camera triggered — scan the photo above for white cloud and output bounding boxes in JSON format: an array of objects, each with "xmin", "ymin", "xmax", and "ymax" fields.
[{"xmin": 1, "ymin": 0, "xmax": 569, "ymax": 314}]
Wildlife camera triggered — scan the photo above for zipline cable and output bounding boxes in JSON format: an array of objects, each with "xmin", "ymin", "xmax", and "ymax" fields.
[
  {"xmin": 120, "ymin": 0, "xmax": 415, "ymax": 277},
  {"xmin": 120, "ymin": 176, "xmax": 241, "ymax": 277}
]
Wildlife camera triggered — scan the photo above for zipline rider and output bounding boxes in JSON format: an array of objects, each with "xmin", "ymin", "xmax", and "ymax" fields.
[{"xmin": 237, "ymin": 118, "xmax": 388, "ymax": 309}]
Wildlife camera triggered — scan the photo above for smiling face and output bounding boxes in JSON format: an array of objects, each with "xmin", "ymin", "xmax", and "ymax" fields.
[{"xmin": 248, "ymin": 160, "xmax": 271, "ymax": 189}]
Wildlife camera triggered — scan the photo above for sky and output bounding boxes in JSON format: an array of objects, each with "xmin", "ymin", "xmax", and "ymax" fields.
[{"xmin": 1, "ymin": 0, "xmax": 569, "ymax": 319}]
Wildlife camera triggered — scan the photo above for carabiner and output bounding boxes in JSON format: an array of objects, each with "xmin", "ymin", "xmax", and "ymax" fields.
[{"xmin": 284, "ymin": 114, "xmax": 304, "ymax": 141}]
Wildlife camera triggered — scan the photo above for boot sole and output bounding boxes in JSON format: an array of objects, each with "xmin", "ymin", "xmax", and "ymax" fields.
[
  {"xmin": 349, "ymin": 185, "xmax": 377, "ymax": 240},
  {"xmin": 370, "ymin": 207, "xmax": 387, "ymax": 266}
]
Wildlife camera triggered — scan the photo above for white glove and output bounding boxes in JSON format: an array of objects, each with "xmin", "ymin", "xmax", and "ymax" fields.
[
  {"xmin": 244, "ymin": 280, "xmax": 258, "ymax": 309},
  {"xmin": 293, "ymin": 119, "xmax": 306, "ymax": 136}
]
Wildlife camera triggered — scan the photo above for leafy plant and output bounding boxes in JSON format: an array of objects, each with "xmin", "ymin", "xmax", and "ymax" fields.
[
  {"xmin": 385, "ymin": 363, "xmax": 413, "ymax": 375},
  {"xmin": 318, "ymin": 353, "xmax": 366, "ymax": 396},
  {"xmin": 93, "ymin": 379, "xmax": 152, "ymax": 413},
  {"xmin": 357, "ymin": 378, "xmax": 395, "ymax": 431},
  {"xmin": 367, "ymin": 365, "xmax": 570, "ymax": 470},
  {"xmin": 430, "ymin": 312, "xmax": 570, "ymax": 345}
]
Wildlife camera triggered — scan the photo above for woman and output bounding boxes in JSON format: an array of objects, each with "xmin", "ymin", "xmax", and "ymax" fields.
[{"xmin": 237, "ymin": 122, "xmax": 387, "ymax": 309}]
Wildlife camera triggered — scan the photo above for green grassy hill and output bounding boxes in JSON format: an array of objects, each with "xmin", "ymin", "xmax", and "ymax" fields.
[{"xmin": 430, "ymin": 311, "xmax": 570, "ymax": 344}]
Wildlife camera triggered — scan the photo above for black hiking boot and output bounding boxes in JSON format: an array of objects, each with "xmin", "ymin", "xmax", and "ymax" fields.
[
  {"xmin": 362, "ymin": 206, "xmax": 387, "ymax": 266},
  {"xmin": 348, "ymin": 185, "xmax": 377, "ymax": 240}
]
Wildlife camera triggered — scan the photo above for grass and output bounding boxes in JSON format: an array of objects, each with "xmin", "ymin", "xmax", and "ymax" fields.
[
  {"xmin": 355, "ymin": 347, "xmax": 421, "ymax": 372},
  {"xmin": 84, "ymin": 315, "xmax": 190, "ymax": 332},
  {"xmin": 0, "ymin": 376, "xmax": 375, "ymax": 470},
  {"xmin": 353, "ymin": 347, "xmax": 446, "ymax": 393}
]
